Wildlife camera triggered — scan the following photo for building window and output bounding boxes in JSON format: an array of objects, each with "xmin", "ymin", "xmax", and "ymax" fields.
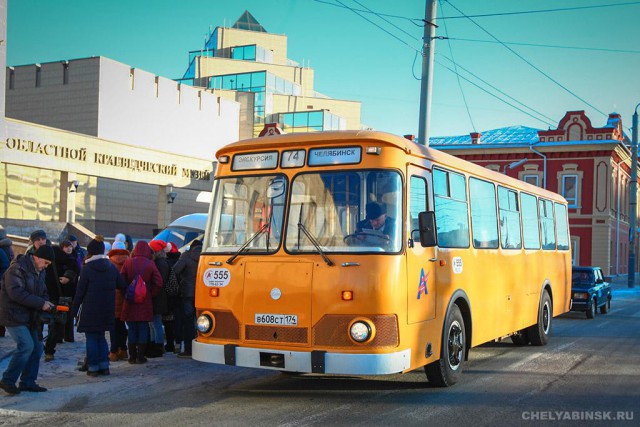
[
  {"xmin": 35, "ymin": 64, "xmax": 41, "ymax": 87},
  {"xmin": 571, "ymin": 237, "xmax": 579, "ymax": 266},
  {"xmin": 523, "ymin": 174, "xmax": 539, "ymax": 187},
  {"xmin": 561, "ymin": 175, "xmax": 578, "ymax": 208},
  {"xmin": 8, "ymin": 67, "xmax": 14, "ymax": 89},
  {"xmin": 63, "ymin": 62, "xmax": 69, "ymax": 85}
]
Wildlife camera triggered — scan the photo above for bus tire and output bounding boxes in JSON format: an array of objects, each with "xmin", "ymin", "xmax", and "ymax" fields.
[
  {"xmin": 527, "ymin": 290, "xmax": 552, "ymax": 346},
  {"xmin": 600, "ymin": 298, "xmax": 611, "ymax": 314},
  {"xmin": 510, "ymin": 330, "xmax": 530, "ymax": 346},
  {"xmin": 425, "ymin": 304, "xmax": 465, "ymax": 387}
]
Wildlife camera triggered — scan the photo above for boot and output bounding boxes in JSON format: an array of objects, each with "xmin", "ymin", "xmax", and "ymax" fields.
[
  {"xmin": 147, "ymin": 343, "xmax": 163, "ymax": 358},
  {"xmin": 136, "ymin": 344, "xmax": 147, "ymax": 364},
  {"xmin": 108, "ymin": 352, "xmax": 119, "ymax": 362},
  {"xmin": 127, "ymin": 344, "xmax": 137, "ymax": 364},
  {"xmin": 116, "ymin": 348, "xmax": 129, "ymax": 361},
  {"xmin": 163, "ymin": 320, "xmax": 175, "ymax": 351}
]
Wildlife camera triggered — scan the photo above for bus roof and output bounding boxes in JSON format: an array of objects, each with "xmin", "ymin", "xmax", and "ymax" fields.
[{"xmin": 217, "ymin": 130, "xmax": 566, "ymax": 204}]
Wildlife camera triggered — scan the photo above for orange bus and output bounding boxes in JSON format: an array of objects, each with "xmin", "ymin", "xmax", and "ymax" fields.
[{"xmin": 192, "ymin": 131, "xmax": 571, "ymax": 386}]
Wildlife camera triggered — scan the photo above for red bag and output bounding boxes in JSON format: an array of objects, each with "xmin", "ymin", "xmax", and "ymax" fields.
[{"xmin": 125, "ymin": 261, "xmax": 149, "ymax": 304}]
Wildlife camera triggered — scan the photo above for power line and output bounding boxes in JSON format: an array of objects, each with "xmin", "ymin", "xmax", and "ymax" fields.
[
  {"xmin": 311, "ymin": 0, "xmax": 423, "ymax": 25},
  {"xmin": 435, "ymin": 58, "xmax": 556, "ymax": 127},
  {"xmin": 445, "ymin": 0, "xmax": 609, "ymax": 119},
  {"xmin": 448, "ymin": 37, "xmax": 640, "ymax": 54},
  {"xmin": 332, "ymin": 0, "xmax": 420, "ymax": 53},
  {"xmin": 440, "ymin": 1, "xmax": 640, "ymax": 19},
  {"xmin": 437, "ymin": 54, "xmax": 557, "ymax": 127},
  {"xmin": 439, "ymin": 0, "xmax": 476, "ymax": 132}
]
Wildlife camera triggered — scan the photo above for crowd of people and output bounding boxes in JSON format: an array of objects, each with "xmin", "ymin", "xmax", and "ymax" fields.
[{"xmin": 0, "ymin": 227, "xmax": 200, "ymax": 395}]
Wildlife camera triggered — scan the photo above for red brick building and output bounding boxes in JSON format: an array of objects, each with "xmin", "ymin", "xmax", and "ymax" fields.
[{"xmin": 430, "ymin": 111, "xmax": 633, "ymax": 276}]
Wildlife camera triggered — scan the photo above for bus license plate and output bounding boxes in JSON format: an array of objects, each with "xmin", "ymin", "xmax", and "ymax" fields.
[{"xmin": 255, "ymin": 313, "xmax": 298, "ymax": 326}]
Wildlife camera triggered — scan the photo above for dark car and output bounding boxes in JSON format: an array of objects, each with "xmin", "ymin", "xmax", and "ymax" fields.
[{"xmin": 571, "ymin": 266, "xmax": 612, "ymax": 319}]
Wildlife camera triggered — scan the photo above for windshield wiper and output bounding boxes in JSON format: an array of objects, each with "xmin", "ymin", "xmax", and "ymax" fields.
[
  {"xmin": 226, "ymin": 223, "xmax": 269, "ymax": 265},
  {"xmin": 297, "ymin": 222, "xmax": 334, "ymax": 266}
]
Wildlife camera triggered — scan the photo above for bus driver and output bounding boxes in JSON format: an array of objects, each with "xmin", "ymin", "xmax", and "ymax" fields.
[{"xmin": 355, "ymin": 202, "xmax": 396, "ymax": 244}]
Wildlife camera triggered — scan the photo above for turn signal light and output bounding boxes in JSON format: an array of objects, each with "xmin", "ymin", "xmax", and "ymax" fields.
[
  {"xmin": 209, "ymin": 288, "xmax": 220, "ymax": 297},
  {"xmin": 342, "ymin": 290, "xmax": 353, "ymax": 301}
]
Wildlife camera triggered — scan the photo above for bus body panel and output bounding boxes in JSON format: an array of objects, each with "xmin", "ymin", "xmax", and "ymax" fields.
[{"xmin": 194, "ymin": 131, "xmax": 571, "ymax": 378}]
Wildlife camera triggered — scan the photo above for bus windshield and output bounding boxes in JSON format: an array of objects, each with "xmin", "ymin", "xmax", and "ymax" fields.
[
  {"xmin": 207, "ymin": 174, "xmax": 287, "ymax": 253},
  {"xmin": 285, "ymin": 170, "xmax": 402, "ymax": 253}
]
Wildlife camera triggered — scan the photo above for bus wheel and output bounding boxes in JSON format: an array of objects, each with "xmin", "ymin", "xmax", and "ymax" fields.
[
  {"xmin": 425, "ymin": 304, "xmax": 465, "ymax": 387},
  {"xmin": 510, "ymin": 330, "xmax": 530, "ymax": 346},
  {"xmin": 586, "ymin": 297, "xmax": 596, "ymax": 319},
  {"xmin": 527, "ymin": 290, "xmax": 552, "ymax": 346}
]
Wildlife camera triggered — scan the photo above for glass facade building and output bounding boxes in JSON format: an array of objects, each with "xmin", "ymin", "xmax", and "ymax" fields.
[{"xmin": 176, "ymin": 10, "xmax": 359, "ymax": 138}]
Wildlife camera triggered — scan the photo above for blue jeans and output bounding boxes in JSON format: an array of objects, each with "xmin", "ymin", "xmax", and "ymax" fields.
[
  {"xmin": 126, "ymin": 321, "xmax": 149, "ymax": 345},
  {"xmin": 149, "ymin": 314, "xmax": 164, "ymax": 344},
  {"xmin": 85, "ymin": 332, "xmax": 109, "ymax": 372},
  {"xmin": 2, "ymin": 325, "xmax": 43, "ymax": 387}
]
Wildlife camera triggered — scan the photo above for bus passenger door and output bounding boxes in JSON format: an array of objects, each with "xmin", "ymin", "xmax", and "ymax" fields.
[{"xmin": 407, "ymin": 166, "xmax": 436, "ymax": 324}]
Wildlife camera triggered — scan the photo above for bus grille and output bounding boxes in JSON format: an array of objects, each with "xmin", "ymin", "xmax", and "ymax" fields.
[
  {"xmin": 313, "ymin": 314, "xmax": 399, "ymax": 348},
  {"xmin": 245, "ymin": 325, "xmax": 309, "ymax": 344},
  {"xmin": 211, "ymin": 311, "xmax": 240, "ymax": 340}
]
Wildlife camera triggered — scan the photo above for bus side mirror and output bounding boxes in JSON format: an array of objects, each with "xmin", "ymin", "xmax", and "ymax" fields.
[{"xmin": 418, "ymin": 211, "xmax": 437, "ymax": 247}]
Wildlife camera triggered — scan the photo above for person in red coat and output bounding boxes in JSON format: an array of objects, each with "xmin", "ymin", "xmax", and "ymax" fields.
[
  {"xmin": 107, "ymin": 241, "xmax": 130, "ymax": 361},
  {"xmin": 120, "ymin": 241, "xmax": 162, "ymax": 364}
]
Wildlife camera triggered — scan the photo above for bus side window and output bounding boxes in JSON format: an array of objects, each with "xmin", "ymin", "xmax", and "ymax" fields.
[{"xmin": 410, "ymin": 175, "xmax": 428, "ymax": 234}]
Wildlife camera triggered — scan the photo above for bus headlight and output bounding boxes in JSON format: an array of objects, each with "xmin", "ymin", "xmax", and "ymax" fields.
[
  {"xmin": 197, "ymin": 314, "xmax": 213, "ymax": 334},
  {"xmin": 349, "ymin": 321, "xmax": 372, "ymax": 343}
]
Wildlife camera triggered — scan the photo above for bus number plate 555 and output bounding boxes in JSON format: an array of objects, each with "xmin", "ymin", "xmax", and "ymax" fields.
[{"xmin": 255, "ymin": 313, "xmax": 298, "ymax": 326}]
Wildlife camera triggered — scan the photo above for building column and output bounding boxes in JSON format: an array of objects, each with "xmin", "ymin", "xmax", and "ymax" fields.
[
  {"xmin": 157, "ymin": 184, "xmax": 174, "ymax": 229},
  {"xmin": 59, "ymin": 172, "xmax": 78, "ymax": 223}
]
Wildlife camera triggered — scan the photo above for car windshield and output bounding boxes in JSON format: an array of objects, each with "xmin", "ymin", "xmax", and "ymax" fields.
[
  {"xmin": 572, "ymin": 270, "xmax": 595, "ymax": 285},
  {"xmin": 205, "ymin": 175, "xmax": 287, "ymax": 253},
  {"xmin": 285, "ymin": 170, "xmax": 402, "ymax": 253}
]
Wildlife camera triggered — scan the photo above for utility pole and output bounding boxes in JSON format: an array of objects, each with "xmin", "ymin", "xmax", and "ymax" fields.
[
  {"xmin": 417, "ymin": 0, "xmax": 437, "ymax": 147},
  {"xmin": 628, "ymin": 104, "xmax": 639, "ymax": 288}
]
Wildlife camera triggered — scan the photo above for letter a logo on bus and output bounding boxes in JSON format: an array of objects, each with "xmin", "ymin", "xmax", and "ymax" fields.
[{"xmin": 417, "ymin": 268, "xmax": 429, "ymax": 299}]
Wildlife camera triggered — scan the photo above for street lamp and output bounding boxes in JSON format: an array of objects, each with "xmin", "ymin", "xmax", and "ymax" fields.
[
  {"xmin": 503, "ymin": 158, "xmax": 529, "ymax": 174},
  {"xmin": 628, "ymin": 103, "xmax": 639, "ymax": 288}
]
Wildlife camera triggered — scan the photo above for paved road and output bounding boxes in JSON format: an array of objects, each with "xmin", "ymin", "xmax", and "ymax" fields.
[{"xmin": 0, "ymin": 284, "xmax": 638, "ymax": 426}]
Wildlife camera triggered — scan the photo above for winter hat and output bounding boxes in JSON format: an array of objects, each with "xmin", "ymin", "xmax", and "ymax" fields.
[
  {"xmin": 30, "ymin": 229, "xmax": 47, "ymax": 242},
  {"xmin": 112, "ymin": 241, "xmax": 127, "ymax": 250},
  {"xmin": 149, "ymin": 240, "xmax": 167, "ymax": 253},
  {"xmin": 61, "ymin": 240, "xmax": 73, "ymax": 248},
  {"xmin": 33, "ymin": 245, "xmax": 55, "ymax": 262},
  {"xmin": 68, "ymin": 235, "xmax": 78, "ymax": 242},
  {"xmin": 190, "ymin": 239, "xmax": 203, "ymax": 248},
  {"xmin": 365, "ymin": 202, "xmax": 385, "ymax": 220},
  {"xmin": 165, "ymin": 242, "xmax": 173, "ymax": 253},
  {"xmin": 104, "ymin": 242, "xmax": 112, "ymax": 254},
  {"xmin": 0, "ymin": 225, "xmax": 6, "ymax": 240},
  {"xmin": 114, "ymin": 233, "xmax": 126, "ymax": 243},
  {"xmin": 87, "ymin": 235, "xmax": 106, "ymax": 256}
]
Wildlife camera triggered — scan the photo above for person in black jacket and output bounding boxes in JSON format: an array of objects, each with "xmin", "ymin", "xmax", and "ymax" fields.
[
  {"xmin": 172, "ymin": 240, "xmax": 202, "ymax": 358},
  {"xmin": 0, "ymin": 245, "xmax": 56, "ymax": 394},
  {"xmin": 72, "ymin": 236, "xmax": 126, "ymax": 377},
  {"xmin": 25, "ymin": 230, "xmax": 61, "ymax": 362},
  {"xmin": 54, "ymin": 240, "xmax": 80, "ymax": 342}
]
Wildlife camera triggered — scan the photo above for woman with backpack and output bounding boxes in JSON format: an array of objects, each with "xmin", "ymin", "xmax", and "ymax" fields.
[{"xmin": 120, "ymin": 240, "xmax": 162, "ymax": 364}]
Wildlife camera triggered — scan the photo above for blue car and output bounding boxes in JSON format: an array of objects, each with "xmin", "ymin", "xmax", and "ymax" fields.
[{"xmin": 571, "ymin": 266, "xmax": 612, "ymax": 319}]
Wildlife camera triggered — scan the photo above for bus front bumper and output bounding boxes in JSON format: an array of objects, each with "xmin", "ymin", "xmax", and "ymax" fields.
[{"xmin": 192, "ymin": 340, "xmax": 412, "ymax": 375}]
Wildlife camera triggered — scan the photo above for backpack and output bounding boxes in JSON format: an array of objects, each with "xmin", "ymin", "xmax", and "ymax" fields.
[
  {"xmin": 125, "ymin": 260, "xmax": 149, "ymax": 304},
  {"xmin": 164, "ymin": 266, "xmax": 180, "ymax": 297}
]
